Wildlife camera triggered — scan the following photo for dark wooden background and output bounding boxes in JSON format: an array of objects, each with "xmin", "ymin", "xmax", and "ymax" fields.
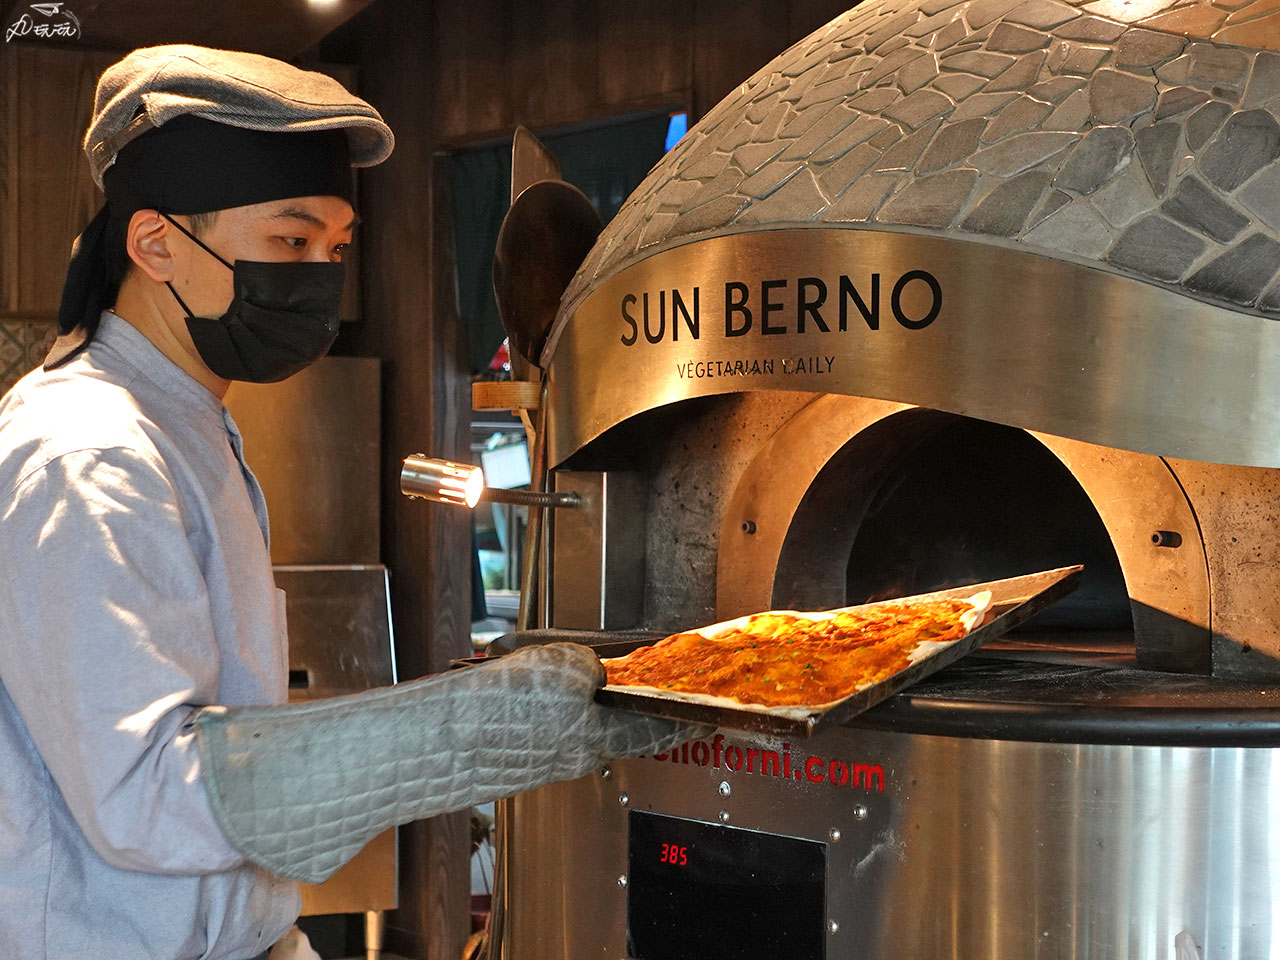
[{"xmin": 1, "ymin": 0, "xmax": 855, "ymax": 956}]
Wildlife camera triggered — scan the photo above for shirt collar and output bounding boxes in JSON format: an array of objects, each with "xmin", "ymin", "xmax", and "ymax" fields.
[{"xmin": 89, "ymin": 310, "xmax": 224, "ymax": 419}]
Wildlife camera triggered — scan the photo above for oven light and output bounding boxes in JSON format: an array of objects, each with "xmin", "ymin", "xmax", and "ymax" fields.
[
  {"xmin": 400, "ymin": 455, "xmax": 581, "ymax": 510},
  {"xmin": 401, "ymin": 454, "xmax": 485, "ymax": 507}
]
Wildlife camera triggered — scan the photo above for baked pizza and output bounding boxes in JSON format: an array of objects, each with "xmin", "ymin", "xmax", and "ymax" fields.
[{"xmin": 602, "ymin": 591, "xmax": 992, "ymax": 714}]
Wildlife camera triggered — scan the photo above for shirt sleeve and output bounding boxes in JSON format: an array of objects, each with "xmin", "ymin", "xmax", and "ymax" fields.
[{"xmin": 0, "ymin": 445, "xmax": 248, "ymax": 874}]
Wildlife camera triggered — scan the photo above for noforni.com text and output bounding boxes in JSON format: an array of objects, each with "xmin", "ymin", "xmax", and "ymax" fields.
[{"xmin": 649, "ymin": 733, "xmax": 886, "ymax": 793}]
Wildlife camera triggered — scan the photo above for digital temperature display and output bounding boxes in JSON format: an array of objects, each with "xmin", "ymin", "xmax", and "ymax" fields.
[
  {"xmin": 658, "ymin": 843, "xmax": 688, "ymax": 866},
  {"xmin": 626, "ymin": 811, "xmax": 827, "ymax": 960}
]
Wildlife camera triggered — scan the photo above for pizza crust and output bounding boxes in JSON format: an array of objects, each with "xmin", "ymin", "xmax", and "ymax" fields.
[{"xmin": 601, "ymin": 589, "xmax": 993, "ymax": 717}]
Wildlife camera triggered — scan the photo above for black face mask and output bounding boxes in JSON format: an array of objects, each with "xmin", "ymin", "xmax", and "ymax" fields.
[{"xmin": 162, "ymin": 213, "xmax": 345, "ymax": 383}]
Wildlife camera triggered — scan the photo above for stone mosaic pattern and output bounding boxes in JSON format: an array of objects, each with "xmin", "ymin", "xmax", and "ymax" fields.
[
  {"xmin": 562, "ymin": 0, "xmax": 1280, "ymax": 321},
  {"xmin": 0, "ymin": 320, "xmax": 56, "ymax": 397}
]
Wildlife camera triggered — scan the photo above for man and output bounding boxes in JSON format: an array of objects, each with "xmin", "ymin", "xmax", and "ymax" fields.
[{"xmin": 0, "ymin": 46, "xmax": 697, "ymax": 960}]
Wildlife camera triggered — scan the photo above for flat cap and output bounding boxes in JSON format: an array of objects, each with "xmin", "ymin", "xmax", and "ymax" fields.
[{"xmin": 85, "ymin": 44, "xmax": 394, "ymax": 189}]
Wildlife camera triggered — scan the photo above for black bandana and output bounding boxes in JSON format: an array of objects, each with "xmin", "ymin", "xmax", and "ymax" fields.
[{"xmin": 49, "ymin": 115, "xmax": 352, "ymax": 369}]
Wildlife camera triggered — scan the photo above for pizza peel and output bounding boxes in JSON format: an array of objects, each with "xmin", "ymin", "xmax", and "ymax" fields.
[
  {"xmin": 511, "ymin": 125, "xmax": 562, "ymax": 204},
  {"xmin": 490, "ymin": 129, "xmax": 603, "ymax": 636},
  {"xmin": 492, "ymin": 178, "xmax": 602, "ymax": 370},
  {"xmin": 461, "ymin": 566, "xmax": 1083, "ymax": 737}
]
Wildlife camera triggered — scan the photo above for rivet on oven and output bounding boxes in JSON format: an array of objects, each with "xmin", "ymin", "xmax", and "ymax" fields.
[
  {"xmin": 617, "ymin": 875, "xmax": 628, "ymax": 888},
  {"xmin": 618, "ymin": 793, "xmax": 630, "ymax": 806},
  {"xmin": 718, "ymin": 809, "xmax": 730, "ymax": 823},
  {"xmin": 1152, "ymin": 530, "xmax": 1182, "ymax": 548},
  {"xmin": 600, "ymin": 766, "xmax": 613, "ymax": 780},
  {"xmin": 828, "ymin": 920, "xmax": 840, "ymax": 934},
  {"xmin": 741, "ymin": 520, "xmax": 757, "ymax": 534},
  {"xmin": 828, "ymin": 828, "xmax": 841, "ymax": 842},
  {"xmin": 717, "ymin": 780, "xmax": 731, "ymax": 797},
  {"xmin": 853, "ymin": 804, "xmax": 868, "ymax": 820}
]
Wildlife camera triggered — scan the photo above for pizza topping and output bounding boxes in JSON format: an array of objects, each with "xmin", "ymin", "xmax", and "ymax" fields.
[{"xmin": 604, "ymin": 596, "xmax": 985, "ymax": 708}]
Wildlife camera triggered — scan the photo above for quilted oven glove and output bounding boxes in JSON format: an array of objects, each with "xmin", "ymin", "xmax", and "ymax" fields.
[{"xmin": 192, "ymin": 643, "xmax": 705, "ymax": 883}]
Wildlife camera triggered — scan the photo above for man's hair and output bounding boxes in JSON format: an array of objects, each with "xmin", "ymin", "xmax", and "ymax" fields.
[{"xmin": 105, "ymin": 210, "xmax": 219, "ymax": 303}]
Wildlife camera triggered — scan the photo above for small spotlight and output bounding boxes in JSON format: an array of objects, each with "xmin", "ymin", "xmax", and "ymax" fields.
[
  {"xmin": 401, "ymin": 454, "xmax": 485, "ymax": 508},
  {"xmin": 400, "ymin": 455, "xmax": 582, "ymax": 510}
]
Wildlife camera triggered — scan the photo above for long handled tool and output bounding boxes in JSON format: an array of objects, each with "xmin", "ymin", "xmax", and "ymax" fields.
[{"xmin": 482, "ymin": 126, "xmax": 602, "ymax": 960}]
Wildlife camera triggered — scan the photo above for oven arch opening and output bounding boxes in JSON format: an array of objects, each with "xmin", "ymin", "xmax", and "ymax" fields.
[
  {"xmin": 842, "ymin": 417, "xmax": 1131, "ymax": 647},
  {"xmin": 717, "ymin": 395, "xmax": 1211, "ymax": 673}
]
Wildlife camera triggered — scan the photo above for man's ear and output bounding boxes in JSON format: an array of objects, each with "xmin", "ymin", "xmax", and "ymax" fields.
[{"xmin": 125, "ymin": 209, "xmax": 177, "ymax": 283}]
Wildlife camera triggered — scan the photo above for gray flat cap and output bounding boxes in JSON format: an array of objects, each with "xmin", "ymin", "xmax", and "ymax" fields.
[{"xmin": 85, "ymin": 44, "xmax": 394, "ymax": 189}]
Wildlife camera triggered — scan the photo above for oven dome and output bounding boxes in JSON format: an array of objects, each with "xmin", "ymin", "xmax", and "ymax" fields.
[{"xmin": 562, "ymin": 0, "xmax": 1280, "ymax": 327}]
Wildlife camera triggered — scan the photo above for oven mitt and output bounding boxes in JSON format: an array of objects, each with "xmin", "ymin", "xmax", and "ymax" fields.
[{"xmin": 192, "ymin": 643, "xmax": 705, "ymax": 883}]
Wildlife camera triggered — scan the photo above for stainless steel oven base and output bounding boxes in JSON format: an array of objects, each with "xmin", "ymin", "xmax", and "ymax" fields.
[{"xmin": 506, "ymin": 720, "xmax": 1279, "ymax": 960}]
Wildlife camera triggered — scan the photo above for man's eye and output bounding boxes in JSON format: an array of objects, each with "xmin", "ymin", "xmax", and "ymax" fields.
[
  {"xmin": 279, "ymin": 237, "xmax": 307, "ymax": 249},
  {"xmin": 332, "ymin": 242, "xmax": 349, "ymax": 261}
]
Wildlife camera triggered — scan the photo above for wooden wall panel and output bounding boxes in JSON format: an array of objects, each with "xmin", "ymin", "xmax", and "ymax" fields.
[
  {"xmin": 508, "ymin": 0, "xmax": 599, "ymax": 129},
  {"xmin": 1, "ymin": 46, "xmax": 115, "ymax": 319},
  {"xmin": 427, "ymin": 0, "xmax": 849, "ymax": 147},
  {"xmin": 596, "ymin": 0, "xmax": 692, "ymax": 107},
  {"xmin": 429, "ymin": 0, "xmax": 856, "ymax": 148},
  {"xmin": 432, "ymin": 0, "xmax": 512, "ymax": 143}
]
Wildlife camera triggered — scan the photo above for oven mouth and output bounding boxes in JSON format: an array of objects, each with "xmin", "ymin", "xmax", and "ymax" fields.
[
  {"xmin": 845, "ymin": 417, "xmax": 1133, "ymax": 656},
  {"xmin": 770, "ymin": 411, "xmax": 1136, "ymax": 661}
]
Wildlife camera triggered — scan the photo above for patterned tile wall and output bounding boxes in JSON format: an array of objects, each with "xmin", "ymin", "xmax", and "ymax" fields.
[
  {"xmin": 0, "ymin": 320, "xmax": 56, "ymax": 397},
  {"xmin": 563, "ymin": 0, "xmax": 1280, "ymax": 322}
]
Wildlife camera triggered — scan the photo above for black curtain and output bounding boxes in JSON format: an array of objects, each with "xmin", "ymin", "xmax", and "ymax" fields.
[{"xmin": 450, "ymin": 111, "xmax": 672, "ymax": 373}]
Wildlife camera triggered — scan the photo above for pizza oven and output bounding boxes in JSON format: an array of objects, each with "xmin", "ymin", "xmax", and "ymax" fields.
[{"xmin": 486, "ymin": 0, "xmax": 1280, "ymax": 956}]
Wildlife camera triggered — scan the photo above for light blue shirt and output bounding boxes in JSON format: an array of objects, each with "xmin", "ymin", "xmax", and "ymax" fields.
[{"xmin": 0, "ymin": 312, "xmax": 299, "ymax": 960}]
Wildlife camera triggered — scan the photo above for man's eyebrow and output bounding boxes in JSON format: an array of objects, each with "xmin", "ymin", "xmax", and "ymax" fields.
[
  {"xmin": 268, "ymin": 206, "xmax": 359, "ymax": 232},
  {"xmin": 268, "ymin": 206, "xmax": 324, "ymax": 228}
]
